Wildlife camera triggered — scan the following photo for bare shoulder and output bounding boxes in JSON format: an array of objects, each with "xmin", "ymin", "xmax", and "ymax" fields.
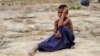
[
  {"xmin": 67, "ymin": 17, "xmax": 72, "ymax": 22},
  {"xmin": 55, "ymin": 19, "xmax": 59, "ymax": 23},
  {"xmin": 65, "ymin": 17, "xmax": 70, "ymax": 22}
]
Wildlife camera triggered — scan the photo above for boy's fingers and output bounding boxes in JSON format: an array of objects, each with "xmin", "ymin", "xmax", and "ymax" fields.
[
  {"xmin": 55, "ymin": 33, "xmax": 60, "ymax": 38},
  {"xmin": 57, "ymin": 34, "xmax": 61, "ymax": 38},
  {"xmin": 63, "ymin": 7, "xmax": 68, "ymax": 13},
  {"xmin": 55, "ymin": 33, "xmax": 58, "ymax": 37}
]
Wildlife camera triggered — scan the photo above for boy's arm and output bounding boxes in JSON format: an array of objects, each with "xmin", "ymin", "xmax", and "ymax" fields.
[
  {"xmin": 58, "ymin": 7, "xmax": 67, "ymax": 28},
  {"xmin": 54, "ymin": 20, "xmax": 59, "ymax": 33}
]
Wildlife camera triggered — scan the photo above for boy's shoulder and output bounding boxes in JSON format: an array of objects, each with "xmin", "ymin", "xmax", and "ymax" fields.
[
  {"xmin": 55, "ymin": 19, "xmax": 59, "ymax": 22},
  {"xmin": 66, "ymin": 17, "xmax": 70, "ymax": 19},
  {"xmin": 65, "ymin": 17, "xmax": 70, "ymax": 20},
  {"xmin": 65, "ymin": 17, "xmax": 72, "ymax": 23}
]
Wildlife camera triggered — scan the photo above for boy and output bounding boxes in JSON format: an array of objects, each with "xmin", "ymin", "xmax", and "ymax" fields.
[{"xmin": 28, "ymin": 4, "xmax": 75, "ymax": 56}]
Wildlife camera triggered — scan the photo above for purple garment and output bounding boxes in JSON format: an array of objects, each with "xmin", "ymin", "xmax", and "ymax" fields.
[{"xmin": 38, "ymin": 26, "xmax": 75, "ymax": 52}]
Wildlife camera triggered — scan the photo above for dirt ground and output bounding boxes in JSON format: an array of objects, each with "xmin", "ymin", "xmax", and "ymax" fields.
[{"xmin": 0, "ymin": 3, "xmax": 100, "ymax": 56}]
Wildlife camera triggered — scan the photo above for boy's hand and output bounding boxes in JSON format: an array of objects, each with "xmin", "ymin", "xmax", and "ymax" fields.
[
  {"xmin": 63, "ymin": 7, "xmax": 68, "ymax": 14},
  {"xmin": 55, "ymin": 31, "xmax": 62, "ymax": 39}
]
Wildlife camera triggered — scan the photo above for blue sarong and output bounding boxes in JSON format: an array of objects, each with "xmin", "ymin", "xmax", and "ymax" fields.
[{"xmin": 38, "ymin": 26, "xmax": 75, "ymax": 52}]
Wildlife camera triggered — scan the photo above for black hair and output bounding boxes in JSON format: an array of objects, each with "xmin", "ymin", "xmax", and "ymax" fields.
[{"xmin": 58, "ymin": 4, "xmax": 68, "ymax": 9}]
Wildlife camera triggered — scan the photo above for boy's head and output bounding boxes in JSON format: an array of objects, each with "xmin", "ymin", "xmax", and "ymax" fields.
[{"xmin": 58, "ymin": 4, "xmax": 68, "ymax": 18}]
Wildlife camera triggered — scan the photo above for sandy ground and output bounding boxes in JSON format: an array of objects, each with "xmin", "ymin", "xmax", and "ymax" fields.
[{"xmin": 0, "ymin": 4, "xmax": 100, "ymax": 56}]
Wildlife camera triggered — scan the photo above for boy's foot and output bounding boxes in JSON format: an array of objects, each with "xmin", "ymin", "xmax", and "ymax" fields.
[
  {"xmin": 28, "ymin": 52, "xmax": 33, "ymax": 56},
  {"xmin": 28, "ymin": 49, "xmax": 37, "ymax": 56},
  {"xmin": 28, "ymin": 45, "xmax": 38, "ymax": 56}
]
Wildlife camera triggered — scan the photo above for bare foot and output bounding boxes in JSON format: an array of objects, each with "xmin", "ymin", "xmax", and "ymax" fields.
[
  {"xmin": 28, "ymin": 45, "xmax": 38, "ymax": 56},
  {"xmin": 28, "ymin": 50, "xmax": 36, "ymax": 56},
  {"xmin": 28, "ymin": 48, "xmax": 37, "ymax": 56},
  {"xmin": 28, "ymin": 52, "xmax": 33, "ymax": 56}
]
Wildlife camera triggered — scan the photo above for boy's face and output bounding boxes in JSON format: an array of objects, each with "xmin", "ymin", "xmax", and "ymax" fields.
[{"xmin": 57, "ymin": 8, "xmax": 68, "ymax": 18}]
